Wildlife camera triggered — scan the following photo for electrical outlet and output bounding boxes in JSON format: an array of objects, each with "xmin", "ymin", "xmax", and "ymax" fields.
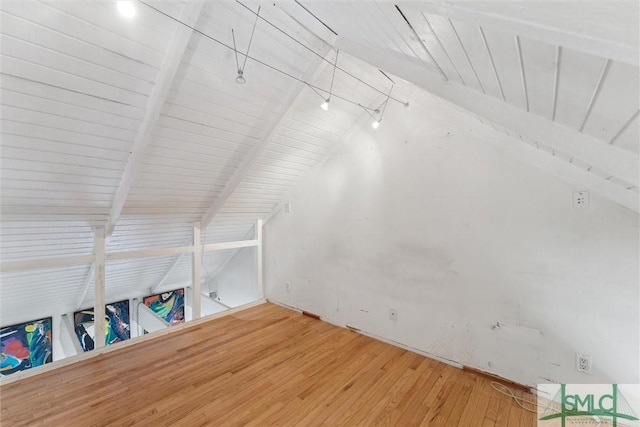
[
  {"xmin": 389, "ymin": 308, "xmax": 398, "ymax": 321},
  {"xmin": 573, "ymin": 191, "xmax": 590, "ymax": 209},
  {"xmin": 284, "ymin": 202, "xmax": 292, "ymax": 213},
  {"xmin": 576, "ymin": 353, "xmax": 592, "ymax": 374},
  {"xmin": 285, "ymin": 281, "xmax": 291, "ymax": 292}
]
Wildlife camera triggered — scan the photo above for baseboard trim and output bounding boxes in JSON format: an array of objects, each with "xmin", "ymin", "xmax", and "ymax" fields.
[
  {"xmin": 302, "ymin": 310, "xmax": 321, "ymax": 320},
  {"xmin": 264, "ymin": 299, "xmax": 535, "ymax": 391},
  {"xmin": 463, "ymin": 365, "xmax": 532, "ymax": 393}
]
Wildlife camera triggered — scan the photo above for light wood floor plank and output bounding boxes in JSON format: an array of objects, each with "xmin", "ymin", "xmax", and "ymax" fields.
[{"xmin": 0, "ymin": 303, "xmax": 536, "ymax": 426}]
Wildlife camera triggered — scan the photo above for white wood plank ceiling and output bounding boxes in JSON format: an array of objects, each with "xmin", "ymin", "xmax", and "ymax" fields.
[
  {"xmin": 1, "ymin": 0, "xmax": 638, "ymax": 325},
  {"xmin": 304, "ymin": 1, "xmax": 638, "ymax": 193}
]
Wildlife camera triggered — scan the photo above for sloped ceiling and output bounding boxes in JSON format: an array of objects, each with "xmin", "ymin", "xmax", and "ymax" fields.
[
  {"xmin": 303, "ymin": 1, "xmax": 639, "ymax": 204},
  {"xmin": 1, "ymin": 0, "xmax": 638, "ymax": 325}
]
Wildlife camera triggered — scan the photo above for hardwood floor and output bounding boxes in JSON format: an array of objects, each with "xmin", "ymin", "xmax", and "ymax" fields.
[{"xmin": 0, "ymin": 302, "xmax": 536, "ymax": 426}]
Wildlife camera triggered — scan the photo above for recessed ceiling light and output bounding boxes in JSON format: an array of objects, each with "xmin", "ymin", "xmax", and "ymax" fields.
[{"xmin": 117, "ymin": 1, "xmax": 136, "ymax": 18}]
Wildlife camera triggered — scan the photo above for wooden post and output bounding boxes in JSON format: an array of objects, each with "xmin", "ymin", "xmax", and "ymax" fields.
[
  {"xmin": 192, "ymin": 222, "xmax": 202, "ymax": 320},
  {"xmin": 61, "ymin": 314, "xmax": 84, "ymax": 355},
  {"xmin": 94, "ymin": 227, "xmax": 106, "ymax": 349},
  {"xmin": 255, "ymin": 219, "xmax": 263, "ymax": 299}
]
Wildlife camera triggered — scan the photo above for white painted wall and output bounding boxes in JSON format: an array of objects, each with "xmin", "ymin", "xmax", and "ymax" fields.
[
  {"xmin": 214, "ymin": 248, "xmax": 258, "ymax": 308},
  {"xmin": 259, "ymin": 86, "xmax": 639, "ymax": 387}
]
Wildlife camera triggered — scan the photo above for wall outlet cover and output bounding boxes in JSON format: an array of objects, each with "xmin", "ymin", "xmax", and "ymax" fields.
[
  {"xmin": 576, "ymin": 353, "xmax": 592, "ymax": 374},
  {"xmin": 573, "ymin": 191, "xmax": 590, "ymax": 209}
]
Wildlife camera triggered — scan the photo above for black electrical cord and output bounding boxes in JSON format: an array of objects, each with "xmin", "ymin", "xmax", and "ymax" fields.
[{"xmin": 235, "ymin": 0, "xmax": 407, "ymax": 105}]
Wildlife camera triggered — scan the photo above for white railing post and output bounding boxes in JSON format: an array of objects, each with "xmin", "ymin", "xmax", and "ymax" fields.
[
  {"xmin": 256, "ymin": 219, "xmax": 263, "ymax": 299},
  {"xmin": 61, "ymin": 314, "xmax": 83, "ymax": 355},
  {"xmin": 192, "ymin": 222, "xmax": 202, "ymax": 320},
  {"xmin": 94, "ymin": 227, "xmax": 106, "ymax": 349}
]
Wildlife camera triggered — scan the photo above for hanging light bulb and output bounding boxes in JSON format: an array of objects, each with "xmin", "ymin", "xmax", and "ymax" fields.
[
  {"xmin": 235, "ymin": 69, "xmax": 246, "ymax": 84},
  {"xmin": 116, "ymin": 1, "xmax": 136, "ymax": 18},
  {"xmin": 321, "ymin": 50, "xmax": 338, "ymax": 112},
  {"xmin": 371, "ymin": 120, "xmax": 380, "ymax": 129}
]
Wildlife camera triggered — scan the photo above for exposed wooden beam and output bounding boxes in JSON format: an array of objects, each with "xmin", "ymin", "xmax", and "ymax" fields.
[
  {"xmin": 207, "ymin": 226, "xmax": 256, "ymax": 278},
  {"xmin": 449, "ymin": 19, "xmax": 484, "ymax": 92},
  {"xmin": 148, "ymin": 238, "xmax": 260, "ymax": 293},
  {"xmin": 515, "ymin": 35, "xmax": 529, "ymax": 112},
  {"xmin": 481, "ymin": 122, "xmax": 639, "ymax": 213},
  {"xmin": 200, "ymin": 45, "xmax": 333, "ymax": 229},
  {"xmin": 192, "ymin": 222, "xmax": 202, "ymax": 320},
  {"xmin": 1, "ymin": 239, "xmax": 259, "ymax": 273},
  {"xmin": 94, "ymin": 227, "xmax": 106, "ymax": 349},
  {"xmin": 255, "ymin": 219, "xmax": 263, "ymax": 299},
  {"xmin": 579, "ymin": 59, "xmax": 611, "ymax": 132},
  {"xmin": 610, "ymin": 109, "xmax": 640, "ymax": 145},
  {"xmin": 106, "ymin": 245, "xmax": 193, "ymax": 261},
  {"xmin": 336, "ymin": 38, "xmax": 638, "ymax": 211},
  {"xmin": 409, "ymin": 1, "xmax": 638, "ymax": 66},
  {"xmin": 105, "ymin": 2, "xmax": 204, "ymax": 236},
  {"xmin": 1, "ymin": 255, "xmax": 94, "ymax": 273},
  {"xmin": 394, "ymin": 6, "xmax": 448, "ymax": 81},
  {"xmin": 478, "ymin": 26, "xmax": 504, "ymax": 101},
  {"xmin": 203, "ymin": 240, "xmax": 258, "ymax": 252},
  {"xmin": 551, "ymin": 46, "xmax": 562, "ymax": 121},
  {"xmin": 420, "ymin": 13, "xmax": 462, "ymax": 83}
]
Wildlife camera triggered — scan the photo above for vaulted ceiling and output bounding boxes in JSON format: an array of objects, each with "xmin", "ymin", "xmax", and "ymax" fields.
[{"xmin": 1, "ymin": 0, "xmax": 638, "ymax": 325}]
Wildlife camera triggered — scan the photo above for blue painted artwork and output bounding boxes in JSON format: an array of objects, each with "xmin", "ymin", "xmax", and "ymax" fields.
[
  {"xmin": 1, "ymin": 317, "xmax": 53, "ymax": 375},
  {"xmin": 143, "ymin": 289, "xmax": 185, "ymax": 325},
  {"xmin": 74, "ymin": 300, "xmax": 130, "ymax": 352}
]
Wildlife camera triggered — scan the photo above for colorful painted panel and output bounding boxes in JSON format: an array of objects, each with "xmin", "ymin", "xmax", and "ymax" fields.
[
  {"xmin": 1, "ymin": 317, "xmax": 53, "ymax": 376},
  {"xmin": 74, "ymin": 300, "xmax": 130, "ymax": 352},
  {"xmin": 143, "ymin": 289, "xmax": 185, "ymax": 325}
]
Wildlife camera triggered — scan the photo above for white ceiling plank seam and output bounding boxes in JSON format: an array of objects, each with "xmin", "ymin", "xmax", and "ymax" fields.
[
  {"xmin": 409, "ymin": 1, "xmax": 639, "ymax": 66},
  {"xmin": 394, "ymin": 6, "xmax": 448, "ymax": 81},
  {"xmin": 478, "ymin": 26, "xmax": 505, "ymax": 101},
  {"xmin": 578, "ymin": 59, "xmax": 612, "ymax": 132},
  {"xmin": 610, "ymin": 109, "xmax": 640, "ymax": 146},
  {"xmin": 551, "ymin": 46, "xmax": 562, "ymax": 121},
  {"xmin": 515, "ymin": 35, "xmax": 529, "ymax": 112},
  {"xmin": 106, "ymin": 2, "xmax": 205, "ymax": 236},
  {"xmin": 420, "ymin": 14, "xmax": 464, "ymax": 85},
  {"xmin": 337, "ymin": 38, "xmax": 639, "ymax": 207},
  {"xmin": 449, "ymin": 19, "xmax": 484, "ymax": 93},
  {"xmin": 200, "ymin": 44, "xmax": 333, "ymax": 228}
]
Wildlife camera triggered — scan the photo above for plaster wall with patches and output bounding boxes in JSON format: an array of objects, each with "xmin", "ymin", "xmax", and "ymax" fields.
[{"xmin": 259, "ymin": 85, "xmax": 639, "ymax": 387}]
